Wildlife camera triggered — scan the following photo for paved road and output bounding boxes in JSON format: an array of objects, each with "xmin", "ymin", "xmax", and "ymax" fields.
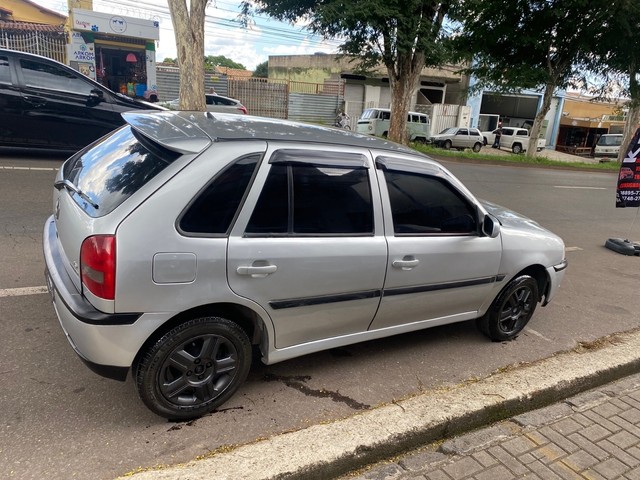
[
  {"xmin": 0, "ymin": 154, "xmax": 637, "ymax": 479},
  {"xmin": 344, "ymin": 372, "xmax": 640, "ymax": 480}
]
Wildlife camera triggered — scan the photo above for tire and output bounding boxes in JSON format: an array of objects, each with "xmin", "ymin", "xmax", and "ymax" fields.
[
  {"xmin": 472, "ymin": 142, "xmax": 482, "ymax": 153},
  {"xmin": 382, "ymin": 131, "xmax": 388, "ymax": 138},
  {"xmin": 135, "ymin": 317, "xmax": 251, "ymax": 420},
  {"xmin": 443, "ymin": 140, "xmax": 452, "ymax": 150},
  {"xmin": 512, "ymin": 144, "xmax": 523, "ymax": 154},
  {"xmin": 483, "ymin": 137, "xmax": 488, "ymax": 146},
  {"xmin": 477, "ymin": 275, "xmax": 539, "ymax": 342}
]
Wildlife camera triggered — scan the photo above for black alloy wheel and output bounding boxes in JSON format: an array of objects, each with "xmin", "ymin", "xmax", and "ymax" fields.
[
  {"xmin": 136, "ymin": 317, "xmax": 251, "ymax": 420},
  {"xmin": 478, "ymin": 275, "xmax": 539, "ymax": 342}
]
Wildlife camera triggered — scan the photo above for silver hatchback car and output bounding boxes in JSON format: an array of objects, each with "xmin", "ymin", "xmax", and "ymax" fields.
[{"xmin": 43, "ymin": 112, "xmax": 567, "ymax": 419}]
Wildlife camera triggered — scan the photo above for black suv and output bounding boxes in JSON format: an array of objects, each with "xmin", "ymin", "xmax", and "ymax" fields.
[{"xmin": 0, "ymin": 48, "xmax": 162, "ymax": 153}]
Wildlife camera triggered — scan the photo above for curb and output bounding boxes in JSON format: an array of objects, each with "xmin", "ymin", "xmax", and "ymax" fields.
[{"xmin": 119, "ymin": 329, "xmax": 640, "ymax": 480}]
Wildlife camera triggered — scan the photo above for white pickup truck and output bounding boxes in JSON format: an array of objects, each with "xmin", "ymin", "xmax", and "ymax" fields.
[{"xmin": 499, "ymin": 127, "xmax": 546, "ymax": 154}]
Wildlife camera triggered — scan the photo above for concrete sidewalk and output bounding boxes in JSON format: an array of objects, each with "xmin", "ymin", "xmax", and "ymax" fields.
[
  {"xmin": 119, "ymin": 329, "xmax": 640, "ymax": 480},
  {"xmin": 347, "ymin": 371, "xmax": 640, "ymax": 479}
]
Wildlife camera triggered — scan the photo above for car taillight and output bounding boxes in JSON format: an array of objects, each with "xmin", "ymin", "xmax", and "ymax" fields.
[
  {"xmin": 80, "ymin": 235, "xmax": 116, "ymax": 300},
  {"xmin": 238, "ymin": 106, "xmax": 248, "ymax": 114}
]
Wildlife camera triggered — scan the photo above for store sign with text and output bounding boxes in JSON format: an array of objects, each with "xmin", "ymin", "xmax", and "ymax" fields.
[{"xmin": 71, "ymin": 8, "xmax": 159, "ymax": 40}]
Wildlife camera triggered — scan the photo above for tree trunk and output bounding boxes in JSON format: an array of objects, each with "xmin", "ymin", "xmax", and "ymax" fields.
[
  {"xmin": 168, "ymin": 0, "xmax": 207, "ymax": 111},
  {"xmin": 387, "ymin": 52, "xmax": 424, "ymax": 145},
  {"xmin": 526, "ymin": 82, "xmax": 554, "ymax": 158},
  {"xmin": 617, "ymin": 61, "xmax": 640, "ymax": 163}
]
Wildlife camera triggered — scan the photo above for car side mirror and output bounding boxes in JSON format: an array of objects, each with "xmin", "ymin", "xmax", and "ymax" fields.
[
  {"xmin": 88, "ymin": 89, "xmax": 104, "ymax": 106},
  {"xmin": 482, "ymin": 214, "xmax": 501, "ymax": 238}
]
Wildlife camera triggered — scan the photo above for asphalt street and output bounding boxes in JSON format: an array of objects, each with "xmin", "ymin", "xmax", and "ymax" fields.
[{"xmin": 1, "ymin": 151, "xmax": 638, "ymax": 479}]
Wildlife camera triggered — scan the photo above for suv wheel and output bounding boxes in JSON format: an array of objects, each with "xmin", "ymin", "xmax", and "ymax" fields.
[
  {"xmin": 477, "ymin": 275, "xmax": 538, "ymax": 342},
  {"xmin": 512, "ymin": 144, "xmax": 523, "ymax": 154},
  {"xmin": 135, "ymin": 317, "xmax": 251, "ymax": 420}
]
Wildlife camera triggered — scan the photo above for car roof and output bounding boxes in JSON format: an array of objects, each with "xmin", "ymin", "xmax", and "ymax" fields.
[{"xmin": 123, "ymin": 111, "xmax": 424, "ymax": 155}]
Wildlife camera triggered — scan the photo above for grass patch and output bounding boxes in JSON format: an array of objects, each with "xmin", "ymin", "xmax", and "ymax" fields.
[{"xmin": 411, "ymin": 143, "xmax": 620, "ymax": 171}]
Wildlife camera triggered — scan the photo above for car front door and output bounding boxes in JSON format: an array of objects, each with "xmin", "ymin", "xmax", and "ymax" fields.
[
  {"xmin": 227, "ymin": 146, "xmax": 388, "ymax": 349},
  {"xmin": 369, "ymin": 154, "xmax": 502, "ymax": 331},
  {"xmin": 16, "ymin": 57, "xmax": 119, "ymax": 151},
  {"xmin": 0, "ymin": 54, "xmax": 26, "ymax": 149}
]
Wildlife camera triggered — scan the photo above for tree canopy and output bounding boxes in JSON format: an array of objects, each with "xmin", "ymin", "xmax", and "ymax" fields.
[
  {"xmin": 205, "ymin": 55, "xmax": 247, "ymax": 70},
  {"xmin": 242, "ymin": 0, "xmax": 453, "ymax": 144},
  {"xmin": 253, "ymin": 60, "xmax": 269, "ymax": 78},
  {"xmin": 451, "ymin": 0, "xmax": 612, "ymax": 156}
]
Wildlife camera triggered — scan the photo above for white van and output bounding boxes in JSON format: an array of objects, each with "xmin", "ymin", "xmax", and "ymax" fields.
[
  {"xmin": 595, "ymin": 134, "xmax": 624, "ymax": 158},
  {"xmin": 356, "ymin": 108, "xmax": 430, "ymax": 142}
]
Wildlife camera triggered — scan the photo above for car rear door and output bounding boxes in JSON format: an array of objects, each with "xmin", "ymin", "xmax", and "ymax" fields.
[
  {"xmin": 16, "ymin": 56, "xmax": 119, "ymax": 151},
  {"xmin": 227, "ymin": 144, "xmax": 388, "ymax": 349},
  {"xmin": 369, "ymin": 153, "xmax": 502, "ymax": 331}
]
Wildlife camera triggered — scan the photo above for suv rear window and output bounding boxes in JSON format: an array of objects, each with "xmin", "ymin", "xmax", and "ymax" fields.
[{"xmin": 63, "ymin": 126, "xmax": 180, "ymax": 217}]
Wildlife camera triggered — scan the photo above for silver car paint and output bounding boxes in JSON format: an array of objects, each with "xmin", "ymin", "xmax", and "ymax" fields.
[{"xmin": 45, "ymin": 111, "xmax": 566, "ymax": 372}]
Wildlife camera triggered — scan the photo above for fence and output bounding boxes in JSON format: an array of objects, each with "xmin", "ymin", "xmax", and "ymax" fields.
[
  {"xmin": 0, "ymin": 30, "xmax": 66, "ymax": 64},
  {"xmin": 155, "ymin": 67, "xmax": 344, "ymax": 123}
]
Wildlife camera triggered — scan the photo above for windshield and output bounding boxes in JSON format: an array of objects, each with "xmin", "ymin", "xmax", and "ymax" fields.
[
  {"xmin": 439, "ymin": 127, "xmax": 457, "ymax": 135},
  {"xmin": 597, "ymin": 135, "xmax": 623, "ymax": 146}
]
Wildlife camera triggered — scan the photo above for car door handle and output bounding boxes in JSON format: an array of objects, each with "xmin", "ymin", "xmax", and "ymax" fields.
[
  {"xmin": 236, "ymin": 264, "xmax": 278, "ymax": 277},
  {"xmin": 392, "ymin": 258, "xmax": 420, "ymax": 270}
]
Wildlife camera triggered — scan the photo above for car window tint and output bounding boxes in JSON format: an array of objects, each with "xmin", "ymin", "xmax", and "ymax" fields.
[
  {"xmin": 180, "ymin": 154, "xmax": 261, "ymax": 235},
  {"xmin": 457, "ymin": 129, "xmax": 468, "ymax": 135},
  {"xmin": 21, "ymin": 59, "xmax": 93, "ymax": 95},
  {"xmin": 0, "ymin": 56, "xmax": 10, "ymax": 84},
  {"xmin": 245, "ymin": 165, "xmax": 289, "ymax": 234},
  {"xmin": 63, "ymin": 126, "xmax": 180, "ymax": 217},
  {"xmin": 214, "ymin": 96, "xmax": 235, "ymax": 106},
  {"xmin": 246, "ymin": 163, "xmax": 373, "ymax": 235},
  {"xmin": 384, "ymin": 170, "xmax": 477, "ymax": 235}
]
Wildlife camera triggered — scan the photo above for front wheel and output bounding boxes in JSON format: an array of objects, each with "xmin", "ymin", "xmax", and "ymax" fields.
[
  {"xmin": 135, "ymin": 317, "xmax": 251, "ymax": 420},
  {"xmin": 472, "ymin": 142, "xmax": 482, "ymax": 153},
  {"xmin": 512, "ymin": 144, "xmax": 523, "ymax": 154},
  {"xmin": 443, "ymin": 140, "xmax": 452, "ymax": 150},
  {"xmin": 477, "ymin": 275, "xmax": 539, "ymax": 342}
]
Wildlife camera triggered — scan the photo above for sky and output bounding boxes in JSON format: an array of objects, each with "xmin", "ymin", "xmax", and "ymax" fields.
[{"xmin": 32, "ymin": 0, "xmax": 341, "ymax": 71}]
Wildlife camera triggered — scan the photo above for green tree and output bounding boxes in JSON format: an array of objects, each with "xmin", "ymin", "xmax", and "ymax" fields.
[
  {"xmin": 242, "ymin": 0, "xmax": 452, "ymax": 145},
  {"xmin": 205, "ymin": 55, "xmax": 247, "ymax": 70},
  {"xmin": 162, "ymin": 57, "xmax": 177, "ymax": 64},
  {"xmin": 167, "ymin": 0, "xmax": 207, "ymax": 111},
  {"xmin": 452, "ymin": 0, "xmax": 611, "ymax": 157},
  {"xmin": 253, "ymin": 60, "xmax": 269, "ymax": 78},
  {"xmin": 586, "ymin": 0, "xmax": 640, "ymax": 162}
]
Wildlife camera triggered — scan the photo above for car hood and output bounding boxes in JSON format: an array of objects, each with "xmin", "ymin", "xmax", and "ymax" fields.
[{"xmin": 480, "ymin": 199, "xmax": 549, "ymax": 234}]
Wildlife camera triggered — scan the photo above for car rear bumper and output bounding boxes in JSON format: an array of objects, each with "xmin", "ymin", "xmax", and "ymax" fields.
[{"xmin": 43, "ymin": 216, "xmax": 167, "ymax": 380}]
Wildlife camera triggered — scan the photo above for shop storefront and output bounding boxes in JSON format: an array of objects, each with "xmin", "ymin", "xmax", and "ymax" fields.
[{"xmin": 68, "ymin": 9, "xmax": 159, "ymax": 100}]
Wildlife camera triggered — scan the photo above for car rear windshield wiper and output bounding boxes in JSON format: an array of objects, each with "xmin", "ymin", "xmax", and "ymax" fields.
[{"xmin": 54, "ymin": 179, "xmax": 99, "ymax": 209}]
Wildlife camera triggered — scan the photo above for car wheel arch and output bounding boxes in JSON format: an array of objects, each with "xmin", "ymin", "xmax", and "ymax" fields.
[
  {"xmin": 132, "ymin": 302, "xmax": 269, "ymax": 370},
  {"xmin": 505, "ymin": 264, "xmax": 549, "ymax": 304}
]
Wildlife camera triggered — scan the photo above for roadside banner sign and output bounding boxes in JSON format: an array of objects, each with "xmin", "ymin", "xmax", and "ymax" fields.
[{"xmin": 616, "ymin": 127, "xmax": 640, "ymax": 207}]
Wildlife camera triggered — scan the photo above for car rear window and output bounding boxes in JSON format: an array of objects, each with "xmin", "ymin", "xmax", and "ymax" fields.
[{"xmin": 63, "ymin": 126, "xmax": 180, "ymax": 217}]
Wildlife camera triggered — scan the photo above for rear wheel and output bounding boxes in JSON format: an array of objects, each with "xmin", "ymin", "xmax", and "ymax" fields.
[
  {"xmin": 478, "ymin": 275, "xmax": 538, "ymax": 342},
  {"xmin": 512, "ymin": 144, "xmax": 523, "ymax": 154},
  {"xmin": 472, "ymin": 142, "xmax": 482, "ymax": 153},
  {"xmin": 135, "ymin": 317, "xmax": 251, "ymax": 420}
]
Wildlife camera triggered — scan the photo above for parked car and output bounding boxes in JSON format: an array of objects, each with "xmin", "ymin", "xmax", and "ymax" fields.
[
  {"xmin": 43, "ymin": 112, "xmax": 567, "ymax": 419},
  {"xmin": 356, "ymin": 107, "xmax": 430, "ymax": 142},
  {"xmin": 595, "ymin": 133, "xmax": 623, "ymax": 158},
  {"xmin": 0, "ymin": 48, "xmax": 163, "ymax": 153},
  {"xmin": 430, "ymin": 127, "xmax": 484, "ymax": 152},
  {"xmin": 499, "ymin": 127, "xmax": 546, "ymax": 154},
  {"xmin": 162, "ymin": 93, "xmax": 247, "ymax": 114}
]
